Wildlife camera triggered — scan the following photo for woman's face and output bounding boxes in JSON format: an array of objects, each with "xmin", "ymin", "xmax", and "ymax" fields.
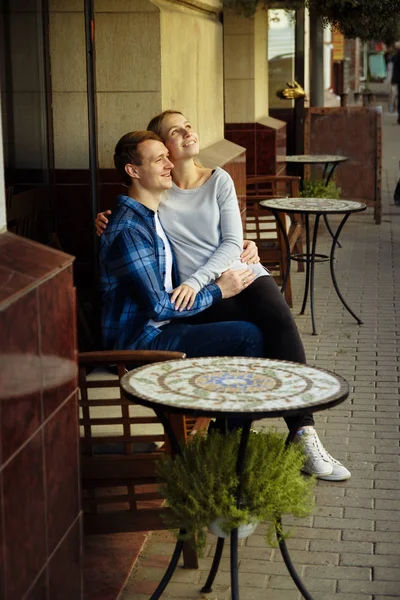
[{"xmin": 158, "ymin": 113, "xmax": 200, "ymax": 162}]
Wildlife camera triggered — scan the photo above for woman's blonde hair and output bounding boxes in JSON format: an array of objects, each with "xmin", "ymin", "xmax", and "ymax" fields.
[
  {"xmin": 147, "ymin": 110, "xmax": 184, "ymax": 138},
  {"xmin": 147, "ymin": 110, "xmax": 203, "ymax": 167}
]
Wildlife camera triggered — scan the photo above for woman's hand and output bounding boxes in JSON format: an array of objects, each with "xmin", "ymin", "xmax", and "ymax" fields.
[
  {"xmin": 170, "ymin": 284, "xmax": 197, "ymax": 311},
  {"xmin": 95, "ymin": 210, "xmax": 112, "ymax": 236},
  {"xmin": 241, "ymin": 239, "xmax": 260, "ymax": 265}
]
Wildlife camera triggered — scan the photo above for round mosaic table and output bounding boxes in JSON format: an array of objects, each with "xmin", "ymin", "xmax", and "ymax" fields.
[
  {"xmin": 121, "ymin": 357, "xmax": 349, "ymax": 600},
  {"xmin": 285, "ymin": 154, "xmax": 348, "ymax": 186},
  {"xmin": 260, "ymin": 197, "xmax": 367, "ymax": 336},
  {"xmin": 285, "ymin": 154, "xmax": 349, "ymax": 245}
]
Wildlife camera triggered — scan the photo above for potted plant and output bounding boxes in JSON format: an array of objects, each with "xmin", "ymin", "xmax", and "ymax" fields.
[
  {"xmin": 300, "ymin": 179, "xmax": 341, "ymax": 199},
  {"xmin": 157, "ymin": 428, "xmax": 315, "ymax": 556}
]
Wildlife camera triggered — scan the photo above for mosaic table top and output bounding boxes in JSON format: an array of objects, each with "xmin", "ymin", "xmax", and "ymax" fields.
[
  {"xmin": 285, "ymin": 154, "xmax": 348, "ymax": 164},
  {"xmin": 121, "ymin": 357, "xmax": 349, "ymax": 418},
  {"xmin": 260, "ymin": 197, "xmax": 367, "ymax": 215}
]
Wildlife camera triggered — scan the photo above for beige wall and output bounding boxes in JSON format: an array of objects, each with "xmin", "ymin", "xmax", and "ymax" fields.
[
  {"xmin": 49, "ymin": 0, "xmax": 226, "ymax": 169},
  {"xmin": 49, "ymin": 1, "xmax": 89, "ymax": 169},
  {"xmin": 224, "ymin": 7, "xmax": 269, "ymax": 123},
  {"xmin": 94, "ymin": 0, "xmax": 162, "ymax": 169},
  {"xmin": 159, "ymin": 0, "xmax": 224, "ymax": 149}
]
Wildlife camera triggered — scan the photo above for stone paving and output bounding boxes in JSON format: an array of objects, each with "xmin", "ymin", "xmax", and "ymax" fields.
[{"xmin": 121, "ymin": 112, "xmax": 400, "ymax": 600}]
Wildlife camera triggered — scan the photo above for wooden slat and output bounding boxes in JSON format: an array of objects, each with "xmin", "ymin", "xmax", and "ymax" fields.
[{"xmin": 78, "ymin": 349, "xmax": 208, "ymax": 569}]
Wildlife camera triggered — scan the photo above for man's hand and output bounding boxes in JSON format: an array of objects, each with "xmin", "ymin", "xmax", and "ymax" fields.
[
  {"xmin": 95, "ymin": 210, "xmax": 112, "ymax": 236},
  {"xmin": 241, "ymin": 240, "xmax": 260, "ymax": 265},
  {"xmin": 170, "ymin": 284, "xmax": 197, "ymax": 311},
  {"xmin": 216, "ymin": 268, "xmax": 256, "ymax": 299}
]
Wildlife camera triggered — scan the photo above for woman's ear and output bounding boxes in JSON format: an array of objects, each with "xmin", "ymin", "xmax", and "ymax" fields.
[{"xmin": 125, "ymin": 163, "xmax": 139, "ymax": 180}]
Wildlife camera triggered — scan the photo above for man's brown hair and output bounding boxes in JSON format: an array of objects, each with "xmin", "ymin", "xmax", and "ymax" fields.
[{"xmin": 114, "ymin": 130, "xmax": 163, "ymax": 186}]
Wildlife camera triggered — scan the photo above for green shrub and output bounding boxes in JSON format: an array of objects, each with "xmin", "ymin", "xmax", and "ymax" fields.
[
  {"xmin": 157, "ymin": 429, "xmax": 315, "ymax": 556},
  {"xmin": 300, "ymin": 179, "xmax": 341, "ymax": 199}
]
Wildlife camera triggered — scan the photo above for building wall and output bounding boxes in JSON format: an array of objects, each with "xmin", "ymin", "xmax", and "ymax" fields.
[
  {"xmin": 0, "ymin": 114, "xmax": 5, "ymax": 232},
  {"xmin": 49, "ymin": 0, "xmax": 225, "ymax": 170},
  {"xmin": 49, "ymin": 0, "xmax": 89, "ymax": 169},
  {"xmin": 94, "ymin": 0, "xmax": 162, "ymax": 169},
  {"xmin": 224, "ymin": 8, "xmax": 269, "ymax": 123},
  {"xmin": 159, "ymin": 0, "xmax": 224, "ymax": 148},
  {"xmin": 224, "ymin": 8, "xmax": 286, "ymax": 176},
  {"xmin": 0, "ymin": 233, "xmax": 81, "ymax": 600}
]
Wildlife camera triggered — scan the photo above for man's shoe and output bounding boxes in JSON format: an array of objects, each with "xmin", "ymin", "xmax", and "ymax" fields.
[{"xmin": 294, "ymin": 427, "xmax": 351, "ymax": 481}]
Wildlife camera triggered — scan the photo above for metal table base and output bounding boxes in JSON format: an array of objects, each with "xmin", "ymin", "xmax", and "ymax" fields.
[
  {"xmin": 270, "ymin": 205, "xmax": 364, "ymax": 335},
  {"xmin": 147, "ymin": 415, "xmax": 314, "ymax": 600}
]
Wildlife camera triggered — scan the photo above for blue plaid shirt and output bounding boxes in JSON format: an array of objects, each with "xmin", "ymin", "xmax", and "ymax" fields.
[{"xmin": 99, "ymin": 195, "xmax": 222, "ymax": 350}]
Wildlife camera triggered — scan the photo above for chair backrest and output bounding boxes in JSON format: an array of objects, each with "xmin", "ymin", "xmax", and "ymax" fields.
[
  {"xmin": 246, "ymin": 175, "xmax": 300, "ymax": 198},
  {"xmin": 245, "ymin": 175, "xmax": 303, "ymax": 308},
  {"xmin": 78, "ymin": 349, "xmax": 210, "ymax": 539}
]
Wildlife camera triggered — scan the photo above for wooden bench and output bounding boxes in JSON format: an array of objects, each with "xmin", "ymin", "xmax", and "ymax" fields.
[{"xmin": 79, "ymin": 349, "xmax": 210, "ymax": 568}]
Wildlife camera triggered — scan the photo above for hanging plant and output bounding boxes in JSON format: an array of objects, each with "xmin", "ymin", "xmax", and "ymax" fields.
[
  {"xmin": 305, "ymin": 0, "xmax": 400, "ymax": 41},
  {"xmin": 157, "ymin": 429, "xmax": 315, "ymax": 557}
]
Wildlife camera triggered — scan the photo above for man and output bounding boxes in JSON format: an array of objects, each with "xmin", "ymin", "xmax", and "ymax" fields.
[{"xmin": 99, "ymin": 130, "xmax": 263, "ymax": 358}]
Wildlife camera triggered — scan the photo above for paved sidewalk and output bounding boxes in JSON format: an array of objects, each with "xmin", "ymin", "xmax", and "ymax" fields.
[{"xmin": 121, "ymin": 112, "xmax": 400, "ymax": 600}]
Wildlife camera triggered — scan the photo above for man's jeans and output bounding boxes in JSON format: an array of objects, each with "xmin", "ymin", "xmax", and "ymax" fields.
[{"xmin": 145, "ymin": 320, "xmax": 263, "ymax": 358}]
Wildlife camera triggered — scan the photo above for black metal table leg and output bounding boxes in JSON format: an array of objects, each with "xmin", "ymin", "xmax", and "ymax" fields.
[
  {"xmin": 146, "ymin": 410, "xmax": 186, "ymax": 600},
  {"xmin": 330, "ymin": 213, "xmax": 363, "ymax": 325},
  {"xmin": 323, "ymin": 162, "xmax": 342, "ymax": 248},
  {"xmin": 231, "ymin": 528, "xmax": 240, "ymax": 600},
  {"xmin": 201, "ymin": 536, "xmax": 225, "ymax": 593},
  {"xmin": 149, "ymin": 539, "xmax": 185, "ymax": 600},
  {"xmin": 300, "ymin": 214, "xmax": 311, "ymax": 315},
  {"xmin": 309, "ymin": 214, "xmax": 321, "ymax": 335},
  {"xmin": 231, "ymin": 421, "xmax": 252, "ymax": 600},
  {"xmin": 277, "ymin": 527, "xmax": 314, "ymax": 600},
  {"xmin": 275, "ymin": 432, "xmax": 315, "ymax": 599}
]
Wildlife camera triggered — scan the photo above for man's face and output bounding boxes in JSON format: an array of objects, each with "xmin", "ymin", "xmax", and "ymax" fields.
[{"xmin": 134, "ymin": 140, "xmax": 174, "ymax": 193}]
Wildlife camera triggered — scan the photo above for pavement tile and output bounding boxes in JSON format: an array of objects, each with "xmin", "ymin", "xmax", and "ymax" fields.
[
  {"xmin": 269, "ymin": 575, "xmax": 335, "ymax": 592},
  {"xmin": 342, "ymin": 530, "xmax": 400, "ymax": 544},
  {"xmin": 310, "ymin": 540, "xmax": 372, "ymax": 554},
  {"xmin": 338, "ymin": 581, "xmax": 400, "ymax": 595},
  {"xmin": 340, "ymin": 554, "xmax": 400, "ymax": 568}
]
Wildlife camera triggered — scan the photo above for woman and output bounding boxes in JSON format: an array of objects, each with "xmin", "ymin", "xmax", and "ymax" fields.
[{"xmin": 96, "ymin": 110, "xmax": 350, "ymax": 481}]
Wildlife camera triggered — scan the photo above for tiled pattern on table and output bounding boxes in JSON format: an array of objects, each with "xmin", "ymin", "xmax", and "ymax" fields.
[{"xmin": 0, "ymin": 232, "xmax": 82, "ymax": 600}]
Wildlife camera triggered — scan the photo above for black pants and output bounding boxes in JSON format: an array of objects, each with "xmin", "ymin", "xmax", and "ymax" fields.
[{"xmin": 184, "ymin": 276, "xmax": 314, "ymax": 431}]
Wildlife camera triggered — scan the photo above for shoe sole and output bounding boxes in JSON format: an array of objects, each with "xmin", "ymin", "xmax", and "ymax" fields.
[
  {"xmin": 302, "ymin": 465, "xmax": 333, "ymax": 477},
  {"xmin": 315, "ymin": 472, "xmax": 351, "ymax": 481}
]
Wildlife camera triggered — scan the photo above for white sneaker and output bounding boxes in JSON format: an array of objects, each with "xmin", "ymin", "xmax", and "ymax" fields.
[{"xmin": 294, "ymin": 427, "xmax": 351, "ymax": 481}]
